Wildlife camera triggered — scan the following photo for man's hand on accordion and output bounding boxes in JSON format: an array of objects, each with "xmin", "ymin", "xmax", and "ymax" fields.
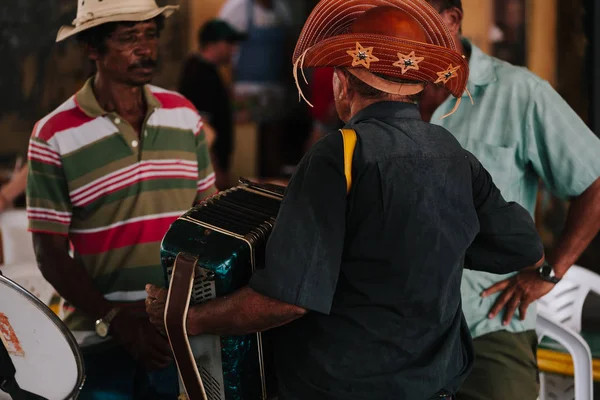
[{"xmin": 145, "ymin": 283, "xmax": 307, "ymax": 337}]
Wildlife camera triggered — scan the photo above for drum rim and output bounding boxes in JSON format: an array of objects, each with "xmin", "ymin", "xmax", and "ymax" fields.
[{"xmin": 0, "ymin": 273, "xmax": 86, "ymax": 398}]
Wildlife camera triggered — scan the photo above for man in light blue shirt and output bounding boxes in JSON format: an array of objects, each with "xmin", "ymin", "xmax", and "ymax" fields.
[{"xmin": 423, "ymin": 1, "xmax": 600, "ymax": 398}]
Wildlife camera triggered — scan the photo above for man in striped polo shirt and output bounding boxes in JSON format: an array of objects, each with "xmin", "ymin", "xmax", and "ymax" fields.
[{"xmin": 25, "ymin": 0, "xmax": 216, "ymax": 397}]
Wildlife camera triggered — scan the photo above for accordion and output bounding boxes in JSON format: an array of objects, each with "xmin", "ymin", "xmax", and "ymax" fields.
[{"xmin": 160, "ymin": 178, "xmax": 285, "ymax": 400}]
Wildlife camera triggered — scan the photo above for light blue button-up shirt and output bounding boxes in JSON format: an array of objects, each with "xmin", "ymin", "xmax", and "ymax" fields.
[{"xmin": 432, "ymin": 40, "xmax": 600, "ymax": 339}]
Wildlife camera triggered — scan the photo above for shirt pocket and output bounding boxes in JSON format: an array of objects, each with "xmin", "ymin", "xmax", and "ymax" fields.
[{"xmin": 464, "ymin": 138, "xmax": 518, "ymax": 197}]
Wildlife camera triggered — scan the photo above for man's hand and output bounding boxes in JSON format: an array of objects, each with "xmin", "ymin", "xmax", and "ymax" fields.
[
  {"xmin": 110, "ymin": 306, "xmax": 173, "ymax": 371},
  {"xmin": 482, "ymin": 267, "xmax": 555, "ymax": 325},
  {"xmin": 145, "ymin": 284, "xmax": 168, "ymax": 335}
]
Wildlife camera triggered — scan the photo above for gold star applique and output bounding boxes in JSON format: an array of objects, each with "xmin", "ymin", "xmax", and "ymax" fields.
[
  {"xmin": 435, "ymin": 64, "xmax": 461, "ymax": 84},
  {"xmin": 392, "ymin": 51, "xmax": 425, "ymax": 74},
  {"xmin": 347, "ymin": 42, "xmax": 380, "ymax": 69}
]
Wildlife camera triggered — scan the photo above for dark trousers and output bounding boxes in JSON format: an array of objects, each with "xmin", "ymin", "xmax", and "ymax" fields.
[
  {"xmin": 78, "ymin": 344, "xmax": 179, "ymax": 400},
  {"xmin": 456, "ymin": 330, "xmax": 539, "ymax": 400}
]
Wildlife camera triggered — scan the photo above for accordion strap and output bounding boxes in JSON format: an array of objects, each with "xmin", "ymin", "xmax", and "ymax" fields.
[
  {"xmin": 164, "ymin": 252, "xmax": 208, "ymax": 400},
  {"xmin": 340, "ymin": 129, "xmax": 357, "ymax": 194}
]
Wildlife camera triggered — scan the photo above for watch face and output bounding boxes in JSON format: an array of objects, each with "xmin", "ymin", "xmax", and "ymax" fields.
[
  {"xmin": 96, "ymin": 321, "xmax": 108, "ymax": 338},
  {"xmin": 540, "ymin": 265, "xmax": 551, "ymax": 277},
  {"xmin": 539, "ymin": 263, "xmax": 560, "ymax": 283}
]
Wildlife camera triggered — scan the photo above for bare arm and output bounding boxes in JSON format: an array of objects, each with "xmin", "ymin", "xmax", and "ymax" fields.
[
  {"xmin": 146, "ymin": 285, "xmax": 307, "ymax": 337},
  {"xmin": 482, "ymin": 179, "xmax": 600, "ymax": 324},
  {"xmin": 547, "ymin": 177, "xmax": 600, "ymax": 277},
  {"xmin": 0, "ymin": 164, "xmax": 28, "ymax": 211},
  {"xmin": 32, "ymin": 232, "xmax": 114, "ymax": 320}
]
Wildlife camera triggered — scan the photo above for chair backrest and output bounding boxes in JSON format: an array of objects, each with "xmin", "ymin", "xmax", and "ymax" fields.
[
  {"xmin": 536, "ymin": 314, "xmax": 594, "ymax": 400},
  {"xmin": 537, "ymin": 265, "xmax": 600, "ymax": 333},
  {"xmin": 0, "ymin": 210, "xmax": 36, "ymax": 265}
]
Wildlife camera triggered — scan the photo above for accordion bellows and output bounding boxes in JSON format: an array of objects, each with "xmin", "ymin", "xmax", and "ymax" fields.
[{"xmin": 161, "ymin": 178, "xmax": 285, "ymax": 400}]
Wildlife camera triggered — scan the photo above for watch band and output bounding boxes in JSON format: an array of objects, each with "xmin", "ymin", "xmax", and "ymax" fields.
[{"xmin": 103, "ymin": 307, "xmax": 121, "ymax": 324}]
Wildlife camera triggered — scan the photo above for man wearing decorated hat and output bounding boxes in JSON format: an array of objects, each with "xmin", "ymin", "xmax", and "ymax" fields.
[
  {"xmin": 25, "ymin": 0, "xmax": 217, "ymax": 397},
  {"xmin": 146, "ymin": 0, "xmax": 545, "ymax": 399},
  {"xmin": 419, "ymin": 1, "xmax": 600, "ymax": 399}
]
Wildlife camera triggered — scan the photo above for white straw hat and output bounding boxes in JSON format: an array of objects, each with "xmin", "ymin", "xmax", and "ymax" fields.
[{"xmin": 56, "ymin": 0, "xmax": 179, "ymax": 42}]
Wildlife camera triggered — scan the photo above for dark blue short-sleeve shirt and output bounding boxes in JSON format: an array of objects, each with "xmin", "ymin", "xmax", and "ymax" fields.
[{"xmin": 249, "ymin": 101, "xmax": 543, "ymax": 400}]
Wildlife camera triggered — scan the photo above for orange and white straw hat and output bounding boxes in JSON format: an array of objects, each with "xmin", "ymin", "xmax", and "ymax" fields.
[
  {"xmin": 293, "ymin": 0, "xmax": 473, "ymax": 118},
  {"xmin": 56, "ymin": 0, "xmax": 179, "ymax": 42}
]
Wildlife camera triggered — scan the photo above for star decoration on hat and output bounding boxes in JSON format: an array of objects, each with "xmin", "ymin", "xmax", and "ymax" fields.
[
  {"xmin": 347, "ymin": 42, "xmax": 380, "ymax": 69},
  {"xmin": 392, "ymin": 51, "xmax": 425, "ymax": 74},
  {"xmin": 435, "ymin": 64, "xmax": 461, "ymax": 84}
]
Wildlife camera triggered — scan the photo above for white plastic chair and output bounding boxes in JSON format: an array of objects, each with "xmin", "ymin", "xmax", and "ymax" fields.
[
  {"xmin": 537, "ymin": 265, "xmax": 599, "ymax": 400},
  {"xmin": 537, "ymin": 266, "xmax": 600, "ymax": 333},
  {"xmin": 0, "ymin": 209, "xmax": 37, "ymax": 265},
  {"xmin": 536, "ymin": 314, "xmax": 593, "ymax": 400}
]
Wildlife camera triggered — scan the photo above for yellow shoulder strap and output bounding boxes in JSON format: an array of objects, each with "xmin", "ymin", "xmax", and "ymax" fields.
[{"xmin": 340, "ymin": 129, "xmax": 357, "ymax": 194}]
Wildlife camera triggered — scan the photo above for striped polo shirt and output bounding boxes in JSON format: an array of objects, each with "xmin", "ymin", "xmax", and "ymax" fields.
[{"xmin": 26, "ymin": 78, "xmax": 217, "ymax": 333}]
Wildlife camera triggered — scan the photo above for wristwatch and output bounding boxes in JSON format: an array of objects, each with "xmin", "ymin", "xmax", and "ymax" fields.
[
  {"xmin": 538, "ymin": 260, "xmax": 561, "ymax": 284},
  {"xmin": 95, "ymin": 307, "xmax": 121, "ymax": 338}
]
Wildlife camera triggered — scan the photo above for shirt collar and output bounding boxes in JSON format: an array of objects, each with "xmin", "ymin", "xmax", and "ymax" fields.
[
  {"xmin": 75, "ymin": 77, "xmax": 162, "ymax": 118},
  {"xmin": 464, "ymin": 38, "xmax": 497, "ymax": 88},
  {"xmin": 347, "ymin": 101, "xmax": 422, "ymax": 126}
]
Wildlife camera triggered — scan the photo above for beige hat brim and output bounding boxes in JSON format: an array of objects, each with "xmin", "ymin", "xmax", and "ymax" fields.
[{"xmin": 56, "ymin": 5, "xmax": 179, "ymax": 42}]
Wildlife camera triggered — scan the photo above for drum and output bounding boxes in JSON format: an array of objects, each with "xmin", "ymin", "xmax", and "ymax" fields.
[{"xmin": 0, "ymin": 273, "xmax": 85, "ymax": 400}]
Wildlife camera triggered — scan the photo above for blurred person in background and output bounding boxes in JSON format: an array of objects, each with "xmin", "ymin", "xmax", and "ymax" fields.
[
  {"xmin": 179, "ymin": 19, "xmax": 247, "ymax": 190},
  {"xmin": 422, "ymin": 1, "xmax": 600, "ymax": 399},
  {"xmin": 219, "ymin": 0, "xmax": 292, "ymax": 91},
  {"xmin": 25, "ymin": 0, "xmax": 217, "ymax": 397},
  {"xmin": 219, "ymin": 0, "xmax": 303, "ymax": 178},
  {"xmin": 0, "ymin": 159, "xmax": 27, "ymax": 212}
]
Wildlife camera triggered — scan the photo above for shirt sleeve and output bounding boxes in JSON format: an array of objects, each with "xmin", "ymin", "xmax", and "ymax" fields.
[
  {"xmin": 194, "ymin": 120, "xmax": 218, "ymax": 204},
  {"xmin": 26, "ymin": 135, "xmax": 72, "ymax": 236},
  {"xmin": 465, "ymin": 152, "xmax": 544, "ymax": 274},
  {"xmin": 526, "ymin": 80, "xmax": 600, "ymax": 199},
  {"xmin": 249, "ymin": 136, "xmax": 347, "ymax": 314}
]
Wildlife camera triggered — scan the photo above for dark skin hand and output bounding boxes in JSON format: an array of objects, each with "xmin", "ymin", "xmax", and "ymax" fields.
[
  {"xmin": 481, "ymin": 258, "xmax": 550, "ymax": 325},
  {"xmin": 145, "ymin": 284, "xmax": 307, "ymax": 337},
  {"xmin": 33, "ymin": 233, "xmax": 173, "ymax": 370},
  {"xmin": 483, "ymin": 178, "xmax": 600, "ymax": 324}
]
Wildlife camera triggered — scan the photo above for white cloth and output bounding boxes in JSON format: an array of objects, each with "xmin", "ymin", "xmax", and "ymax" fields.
[{"xmin": 218, "ymin": 0, "xmax": 292, "ymax": 32}]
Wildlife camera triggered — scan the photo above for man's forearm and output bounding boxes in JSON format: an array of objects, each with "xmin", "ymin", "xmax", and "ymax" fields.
[
  {"xmin": 548, "ymin": 178, "xmax": 600, "ymax": 277},
  {"xmin": 186, "ymin": 287, "xmax": 306, "ymax": 336},
  {"xmin": 33, "ymin": 235, "xmax": 114, "ymax": 320}
]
